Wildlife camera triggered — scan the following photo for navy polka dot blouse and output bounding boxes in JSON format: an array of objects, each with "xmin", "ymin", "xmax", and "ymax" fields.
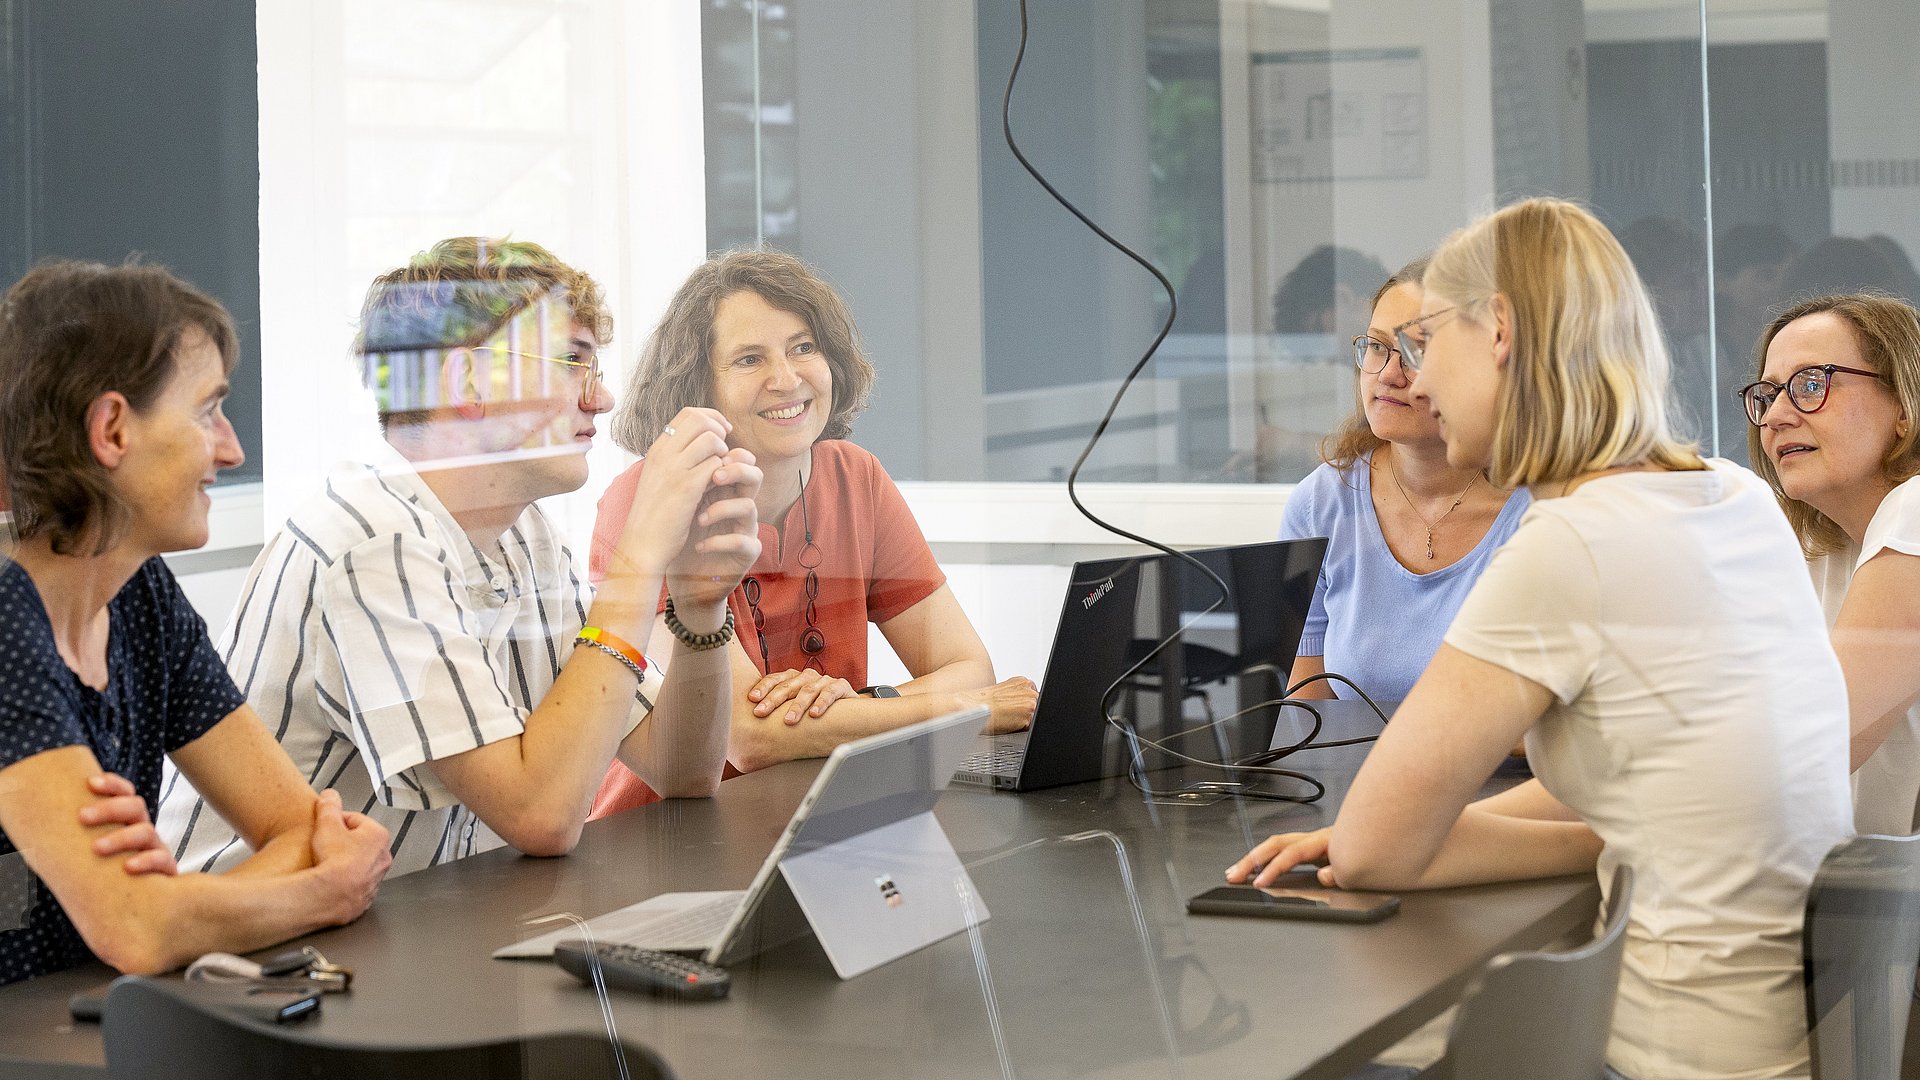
[{"xmin": 0, "ymin": 557, "xmax": 244, "ymax": 986}]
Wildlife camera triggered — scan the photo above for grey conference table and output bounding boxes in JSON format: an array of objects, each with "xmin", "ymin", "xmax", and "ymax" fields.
[{"xmin": 0, "ymin": 702, "xmax": 1596, "ymax": 1080}]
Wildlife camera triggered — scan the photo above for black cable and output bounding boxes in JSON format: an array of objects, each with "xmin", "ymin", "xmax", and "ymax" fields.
[
  {"xmin": 1232, "ymin": 688, "xmax": 1389, "ymax": 768},
  {"xmin": 1283, "ymin": 671, "xmax": 1392, "ymax": 720},
  {"xmin": 1108, "ymin": 705, "xmax": 1327, "ymax": 804},
  {"xmin": 1000, "ymin": 0, "xmax": 1226, "ymax": 603},
  {"xmin": 1003, "ymin": 0, "xmax": 1256, "ymax": 802},
  {"xmin": 999, "ymin": 1, "xmax": 1395, "ymax": 805},
  {"xmin": 1003, "ymin": 0, "xmax": 1187, "ymax": 540},
  {"xmin": 1103, "ymin": 669, "xmax": 1395, "ymax": 802}
]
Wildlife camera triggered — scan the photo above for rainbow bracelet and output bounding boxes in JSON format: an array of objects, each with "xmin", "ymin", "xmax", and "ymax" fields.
[{"xmin": 574, "ymin": 626, "xmax": 648, "ymax": 684}]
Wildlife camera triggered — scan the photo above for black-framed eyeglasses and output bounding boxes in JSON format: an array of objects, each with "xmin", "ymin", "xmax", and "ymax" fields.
[
  {"xmin": 1735, "ymin": 364, "xmax": 1883, "ymax": 427},
  {"xmin": 472, "ymin": 345, "xmax": 602, "ymax": 409},
  {"xmin": 1350, "ymin": 335, "xmax": 1402, "ymax": 374},
  {"xmin": 1390, "ymin": 306, "xmax": 1459, "ymax": 374}
]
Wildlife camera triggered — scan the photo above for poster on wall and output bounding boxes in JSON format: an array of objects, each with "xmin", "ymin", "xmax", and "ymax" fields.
[{"xmin": 1251, "ymin": 47, "xmax": 1426, "ymax": 182}]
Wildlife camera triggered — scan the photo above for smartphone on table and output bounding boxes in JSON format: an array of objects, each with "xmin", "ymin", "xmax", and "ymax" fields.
[
  {"xmin": 1188, "ymin": 875, "xmax": 1399, "ymax": 924},
  {"xmin": 70, "ymin": 980, "xmax": 322, "ymax": 1024}
]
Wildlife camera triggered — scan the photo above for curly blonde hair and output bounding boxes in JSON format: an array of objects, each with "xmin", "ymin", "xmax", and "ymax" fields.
[{"xmin": 354, "ymin": 237, "xmax": 611, "ymax": 422}]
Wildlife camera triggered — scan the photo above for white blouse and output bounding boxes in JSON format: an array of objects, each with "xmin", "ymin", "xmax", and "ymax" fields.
[{"xmin": 1810, "ymin": 473, "xmax": 1920, "ymax": 836}]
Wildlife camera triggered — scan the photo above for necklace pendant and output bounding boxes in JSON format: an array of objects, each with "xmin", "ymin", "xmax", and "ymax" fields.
[{"xmin": 1426, "ymin": 529, "xmax": 1436, "ymax": 560}]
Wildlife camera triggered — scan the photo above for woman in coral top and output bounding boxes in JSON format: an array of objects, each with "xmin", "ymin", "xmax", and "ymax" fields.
[{"xmin": 589, "ymin": 251, "xmax": 1035, "ymax": 816}]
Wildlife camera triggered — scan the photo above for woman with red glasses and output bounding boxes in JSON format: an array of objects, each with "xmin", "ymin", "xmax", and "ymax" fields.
[
  {"xmin": 586, "ymin": 251, "xmax": 1036, "ymax": 816},
  {"xmin": 1745, "ymin": 291, "xmax": 1920, "ymax": 834}
]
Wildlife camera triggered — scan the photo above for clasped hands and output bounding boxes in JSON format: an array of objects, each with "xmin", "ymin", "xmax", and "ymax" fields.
[
  {"xmin": 80, "ymin": 773, "xmax": 386, "ymax": 888},
  {"xmin": 612, "ymin": 407, "xmax": 765, "ymax": 615}
]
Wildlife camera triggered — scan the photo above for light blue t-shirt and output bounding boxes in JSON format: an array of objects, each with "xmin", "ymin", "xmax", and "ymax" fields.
[{"xmin": 1279, "ymin": 453, "xmax": 1530, "ymax": 702}]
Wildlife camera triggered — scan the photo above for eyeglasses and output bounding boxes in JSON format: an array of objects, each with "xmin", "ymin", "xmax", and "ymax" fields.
[
  {"xmin": 1350, "ymin": 335, "xmax": 1403, "ymax": 374},
  {"xmin": 1390, "ymin": 307, "xmax": 1459, "ymax": 374},
  {"xmin": 1735, "ymin": 364, "xmax": 1883, "ymax": 427},
  {"xmin": 473, "ymin": 346, "xmax": 601, "ymax": 409}
]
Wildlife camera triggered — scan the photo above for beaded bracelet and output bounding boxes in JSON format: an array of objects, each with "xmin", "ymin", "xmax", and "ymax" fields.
[
  {"xmin": 663, "ymin": 596, "xmax": 736, "ymax": 651},
  {"xmin": 574, "ymin": 626, "xmax": 648, "ymax": 685}
]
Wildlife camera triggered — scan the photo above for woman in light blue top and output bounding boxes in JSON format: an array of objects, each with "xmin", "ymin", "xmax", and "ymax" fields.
[{"xmin": 1281, "ymin": 257, "xmax": 1530, "ymax": 702}]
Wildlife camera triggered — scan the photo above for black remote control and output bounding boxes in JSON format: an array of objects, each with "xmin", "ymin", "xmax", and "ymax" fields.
[{"xmin": 552, "ymin": 940, "xmax": 731, "ymax": 1000}]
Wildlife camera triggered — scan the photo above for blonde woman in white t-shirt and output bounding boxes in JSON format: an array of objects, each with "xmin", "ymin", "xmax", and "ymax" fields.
[
  {"xmin": 1744, "ymin": 291, "xmax": 1920, "ymax": 835},
  {"xmin": 1227, "ymin": 197, "xmax": 1852, "ymax": 1080}
]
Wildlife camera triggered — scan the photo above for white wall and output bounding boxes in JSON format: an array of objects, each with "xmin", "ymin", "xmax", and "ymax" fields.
[
  {"xmin": 866, "ymin": 481, "xmax": 1294, "ymax": 685},
  {"xmin": 170, "ymin": 474, "xmax": 1298, "ymax": 685},
  {"xmin": 1234, "ymin": 0, "xmax": 1497, "ymax": 323},
  {"xmin": 252, "ymin": 0, "xmax": 707, "ymax": 546}
]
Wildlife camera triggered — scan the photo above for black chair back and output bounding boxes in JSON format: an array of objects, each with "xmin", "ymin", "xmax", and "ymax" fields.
[
  {"xmin": 1804, "ymin": 833, "xmax": 1920, "ymax": 1080},
  {"xmin": 100, "ymin": 976, "xmax": 673, "ymax": 1080}
]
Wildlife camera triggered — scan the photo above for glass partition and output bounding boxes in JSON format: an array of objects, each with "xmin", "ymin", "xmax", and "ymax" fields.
[
  {"xmin": 697, "ymin": 0, "xmax": 1911, "ymax": 482},
  {"xmin": 1, "ymin": 4, "xmax": 1915, "ymax": 1080}
]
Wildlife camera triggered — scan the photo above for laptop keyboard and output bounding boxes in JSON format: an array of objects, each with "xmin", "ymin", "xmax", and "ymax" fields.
[
  {"xmin": 491, "ymin": 889, "xmax": 748, "ymax": 959},
  {"xmin": 956, "ymin": 742, "xmax": 1025, "ymax": 776},
  {"xmin": 598, "ymin": 893, "xmax": 743, "ymax": 947}
]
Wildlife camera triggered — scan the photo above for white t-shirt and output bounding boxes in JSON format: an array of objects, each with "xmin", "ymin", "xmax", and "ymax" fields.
[
  {"xmin": 1809, "ymin": 474, "xmax": 1920, "ymax": 836},
  {"xmin": 1445, "ymin": 460, "xmax": 1852, "ymax": 1080}
]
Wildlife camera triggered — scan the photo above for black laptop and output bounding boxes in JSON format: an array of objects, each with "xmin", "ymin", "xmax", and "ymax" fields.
[{"xmin": 952, "ymin": 537, "xmax": 1327, "ymax": 792}]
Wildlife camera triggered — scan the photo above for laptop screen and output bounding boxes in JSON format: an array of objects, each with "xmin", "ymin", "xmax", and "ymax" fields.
[{"xmin": 1013, "ymin": 537, "xmax": 1327, "ymax": 790}]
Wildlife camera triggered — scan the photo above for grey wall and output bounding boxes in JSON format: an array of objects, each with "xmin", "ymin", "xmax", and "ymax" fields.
[
  {"xmin": 975, "ymin": 0, "xmax": 1162, "ymax": 399},
  {"xmin": 702, "ymin": 0, "xmax": 992, "ymax": 481},
  {"xmin": 0, "ymin": 0, "xmax": 262, "ymax": 482},
  {"xmin": 791, "ymin": 0, "xmax": 928, "ymax": 477}
]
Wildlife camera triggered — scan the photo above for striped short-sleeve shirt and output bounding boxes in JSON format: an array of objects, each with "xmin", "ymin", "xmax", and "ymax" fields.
[{"xmin": 155, "ymin": 457, "xmax": 661, "ymax": 876}]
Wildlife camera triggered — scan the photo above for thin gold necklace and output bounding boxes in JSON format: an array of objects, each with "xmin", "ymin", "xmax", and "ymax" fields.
[{"xmin": 1387, "ymin": 453, "xmax": 1478, "ymax": 560}]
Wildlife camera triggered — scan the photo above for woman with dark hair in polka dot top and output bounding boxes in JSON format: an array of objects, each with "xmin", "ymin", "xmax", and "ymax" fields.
[{"xmin": 0, "ymin": 260, "xmax": 394, "ymax": 986}]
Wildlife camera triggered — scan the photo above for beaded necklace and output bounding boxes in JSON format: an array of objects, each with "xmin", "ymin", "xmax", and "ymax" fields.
[{"xmin": 741, "ymin": 468, "xmax": 825, "ymax": 671}]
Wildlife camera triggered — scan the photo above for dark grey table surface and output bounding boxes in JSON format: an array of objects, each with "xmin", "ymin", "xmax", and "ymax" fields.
[{"xmin": 0, "ymin": 701, "xmax": 1595, "ymax": 1080}]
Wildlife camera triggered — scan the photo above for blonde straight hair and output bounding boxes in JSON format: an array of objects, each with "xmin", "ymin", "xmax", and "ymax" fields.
[{"xmin": 1424, "ymin": 198, "xmax": 1704, "ymax": 488}]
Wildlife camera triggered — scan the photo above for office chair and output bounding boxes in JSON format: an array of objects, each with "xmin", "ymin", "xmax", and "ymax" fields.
[
  {"xmin": 1803, "ymin": 833, "xmax": 1920, "ymax": 1080},
  {"xmin": 100, "ymin": 975, "xmax": 675, "ymax": 1080},
  {"xmin": 1124, "ymin": 544, "xmax": 1299, "ymax": 717},
  {"xmin": 1418, "ymin": 864, "xmax": 1633, "ymax": 1080}
]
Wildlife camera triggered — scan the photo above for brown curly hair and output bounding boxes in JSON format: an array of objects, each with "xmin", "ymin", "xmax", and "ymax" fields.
[
  {"xmin": 0, "ymin": 260, "xmax": 239, "ymax": 556},
  {"xmin": 610, "ymin": 249, "xmax": 874, "ymax": 454}
]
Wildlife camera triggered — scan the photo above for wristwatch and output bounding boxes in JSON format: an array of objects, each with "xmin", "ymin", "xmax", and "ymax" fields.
[{"xmin": 856, "ymin": 685, "xmax": 901, "ymax": 698}]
